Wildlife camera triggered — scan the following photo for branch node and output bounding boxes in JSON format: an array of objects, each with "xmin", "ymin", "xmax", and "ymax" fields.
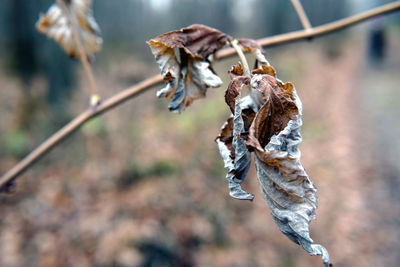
[{"xmin": 290, "ymin": 0, "xmax": 313, "ymax": 31}]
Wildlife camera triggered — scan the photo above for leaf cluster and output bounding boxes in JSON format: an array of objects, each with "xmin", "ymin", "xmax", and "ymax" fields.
[
  {"xmin": 148, "ymin": 25, "xmax": 331, "ymax": 267},
  {"xmin": 20, "ymin": 2, "xmax": 333, "ymax": 265}
]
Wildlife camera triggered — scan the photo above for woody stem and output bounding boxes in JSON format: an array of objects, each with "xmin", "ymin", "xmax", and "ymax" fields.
[
  {"xmin": 57, "ymin": 0, "xmax": 99, "ymax": 103},
  {"xmin": 231, "ymin": 39, "xmax": 251, "ymax": 76}
]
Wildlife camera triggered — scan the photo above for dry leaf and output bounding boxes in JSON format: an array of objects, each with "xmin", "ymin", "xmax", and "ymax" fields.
[
  {"xmin": 148, "ymin": 25, "xmax": 231, "ymax": 112},
  {"xmin": 216, "ymin": 99, "xmax": 255, "ymax": 201},
  {"xmin": 248, "ymin": 73, "xmax": 298, "ymax": 150},
  {"xmin": 151, "ymin": 24, "xmax": 231, "ymax": 59},
  {"xmin": 217, "ymin": 59, "xmax": 331, "ymax": 266},
  {"xmin": 250, "ymin": 85, "xmax": 330, "ymax": 267},
  {"xmin": 225, "ymin": 64, "xmax": 251, "ymax": 113},
  {"xmin": 216, "ymin": 64, "xmax": 257, "ymax": 200},
  {"xmin": 252, "ymin": 65, "xmax": 276, "ymax": 77},
  {"xmin": 36, "ymin": 0, "xmax": 102, "ymax": 58}
]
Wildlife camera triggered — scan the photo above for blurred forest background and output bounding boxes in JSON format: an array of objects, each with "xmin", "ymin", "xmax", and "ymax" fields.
[{"xmin": 1, "ymin": 0, "xmax": 400, "ymax": 266}]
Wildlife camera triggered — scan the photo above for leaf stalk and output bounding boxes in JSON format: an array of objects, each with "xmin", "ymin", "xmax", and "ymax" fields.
[
  {"xmin": 57, "ymin": 0, "xmax": 100, "ymax": 106},
  {"xmin": 231, "ymin": 39, "xmax": 251, "ymax": 76}
]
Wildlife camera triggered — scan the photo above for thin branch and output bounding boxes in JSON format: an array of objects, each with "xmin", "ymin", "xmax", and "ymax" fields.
[
  {"xmin": 290, "ymin": 0, "xmax": 312, "ymax": 31},
  {"xmin": 231, "ymin": 39, "xmax": 250, "ymax": 76},
  {"xmin": 0, "ymin": 75, "xmax": 162, "ymax": 189},
  {"xmin": 58, "ymin": 0, "xmax": 99, "ymax": 103},
  {"xmin": 216, "ymin": 1, "xmax": 400, "ymax": 59},
  {"xmin": 1, "ymin": 1, "xmax": 399, "ymax": 191}
]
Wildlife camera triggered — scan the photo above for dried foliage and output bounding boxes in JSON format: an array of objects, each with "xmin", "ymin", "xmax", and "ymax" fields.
[
  {"xmin": 148, "ymin": 24, "xmax": 332, "ymax": 266},
  {"xmin": 4, "ymin": 2, "xmax": 400, "ymax": 265},
  {"xmin": 36, "ymin": 0, "xmax": 102, "ymax": 58},
  {"xmin": 33, "ymin": 12, "xmax": 336, "ymax": 265},
  {"xmin": 147, "ymin": 24, "xmax": 231, "ymax": 112},
  {"xmin": 215, "ymin": 49, "xmax": 331, "ymax": 265}
]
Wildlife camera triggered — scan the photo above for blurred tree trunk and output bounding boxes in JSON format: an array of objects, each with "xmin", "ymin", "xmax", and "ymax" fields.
[
  {"xmin": 368, "ymin": 17, "xmax": 386, "ymax": 65},
  {"xmin": 7, "ymin": 0, "xmax": 40, "ymax": 129},
  {"xmin": 302, "ymin": 0, "xmax": 350, "ymax": 59},
  {"xmin": 8, "ymin": 0, "xmax": 37, "ymax": 85},
  {"xmin": 3, "ymin": 0, "xmax": 75, "ymax": 128}
]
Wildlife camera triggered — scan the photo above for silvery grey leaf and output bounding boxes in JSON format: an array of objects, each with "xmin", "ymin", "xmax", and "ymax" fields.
[
  {"xmin": 216, "ymin": 97, "xmax": 254, "ymax": 201},
  {"xmin": 215, "ymin": 38, "xmax": 330, "ymax": 266},
  {"xmin": 253, "ymin": 87, "xmax": 330, "ymax": 267},
  {"xmin": 239, "ymin": 95, "xmax": 259, "ymax": 113},
  {"xmin": 179, "ymin": 59, "xmax": 223, "ymax": 109},
  {"xmin": 148, "ymin": 45, "xmax": 223, "ymax": 113},
  {"xmin": 231, "ymin": 97, "xmax": 253, "ymax": 200},
  {"xmin": 167, "ymin": 59, "xmax": 223, "ymax": 113},
  {"xmin": 252, "ymin": 49, "xmax": 270, "ymax": 67},
  {"xmin": 168, "ymin": 67, "xmax": 186, "ymax": 112},
  {"xmin": 191, "ymin": 61, "xmax": 223, "ymax": 89},
  {"xmin": 216, "ymin": 131, "xmax": 250, "ymax": 200}
]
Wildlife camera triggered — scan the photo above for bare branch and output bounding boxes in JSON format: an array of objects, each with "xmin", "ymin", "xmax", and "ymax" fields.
[
  {"xmin": 290, "ymin": 0, "xmax": 312, "ymax": 31},
  {"xmin": 1, "ymin": 1, "xmax": 399, "ymax": 191},
  {"xmin": 216, "ymin": 1, "xmax": 400, "ymax": 59},
  {"xmin": 0, "ymin": 75, "xmax": 162, "ymax": 189}
]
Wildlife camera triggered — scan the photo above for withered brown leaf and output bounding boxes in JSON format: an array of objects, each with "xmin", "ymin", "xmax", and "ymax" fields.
[
  {"xmin": 148, "ymin": 25, "xmax": 231, "ymax": 112},
  {"xmin": 250, "ymin": 86, "xmax": 330, "ymax": 266},
  {"xmin": 217, "ymin": 57, "xmax": 330, "ymax": 265},
  {"xmin": 151, "ymin": 24, "xmax": 231, "ymax": 59},
  {"xmin": 216, "ymin": 64, "xmax": 259, "ymax": 201},
  {"xmin": 36, "ymin": 0, "xmax": 102, "ymax": 58},
  {"xmin": 252, "ymin": 65, "xmax": 277, "ymax": 77},
  {"xmin": 225, "ymin": 64, "xmax": 251, "ymax": 114},
  {"xmin": 248, "ymin": 73, "xmax": 298, "ymax": 150}
]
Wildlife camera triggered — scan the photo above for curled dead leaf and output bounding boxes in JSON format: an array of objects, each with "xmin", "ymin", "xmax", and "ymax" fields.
[
  {"xmin": 229, "ymin": 63, "xmax": 245, "ymax": 78},
  {"xmin": 216, "ymin": 96, "xmax": 255, "ymax": 201},
  {"xmin": 225, "ymin": 65, "xmax": 251, "ymax": 113},
  {"xmin": 148, "ymin": 25, "xmax": 230, "ymax": 112},
  {"xmin": 250, "ymin": 87, "xmax": 330, "ymax": 267},
  {"xmin": 252, "ymin": 65, "xmax": 277, "ymax": 77},
  {"xmin": 151, "ymin": 24, "xmax": 231, "ymax": 59},
  {"xmin": 216, "ymin": 50, "xmax": 330, "ymax": 266},
  {"xmin": 36, "ymin": 0, "xmax": 102, "ymax": 58},
  {"xmin": 248, "ymin": 72, "xmax": 298, "ymax": 150}
]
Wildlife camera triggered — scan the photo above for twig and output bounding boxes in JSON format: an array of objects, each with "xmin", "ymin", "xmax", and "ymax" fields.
[
  {"xmin": 57, "ymin": 0, "xmax": 99, "ymax": 104},
  {"xmin": 290, "ymin": 0, "xmax": 312, "ymax": 31},
  {"xmin": 1, "ymin": 1, "xmax": 399, "ymax": 191},
  {"xmin": 0, "ymin": 75, "xmax": 162, "ymax": 189},
  {"xmin": 216, "ymin": 1, "xmax": 400, "ymax": 59},
  {"xmin": 230, "ymin": 39, "xmax": 250, "ymax": 76}
]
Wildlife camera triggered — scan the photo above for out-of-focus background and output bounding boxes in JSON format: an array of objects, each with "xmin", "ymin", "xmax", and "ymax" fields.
[{"xmin": 1, "ymin": 0, "xmax": 400, "ymax": 266}]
